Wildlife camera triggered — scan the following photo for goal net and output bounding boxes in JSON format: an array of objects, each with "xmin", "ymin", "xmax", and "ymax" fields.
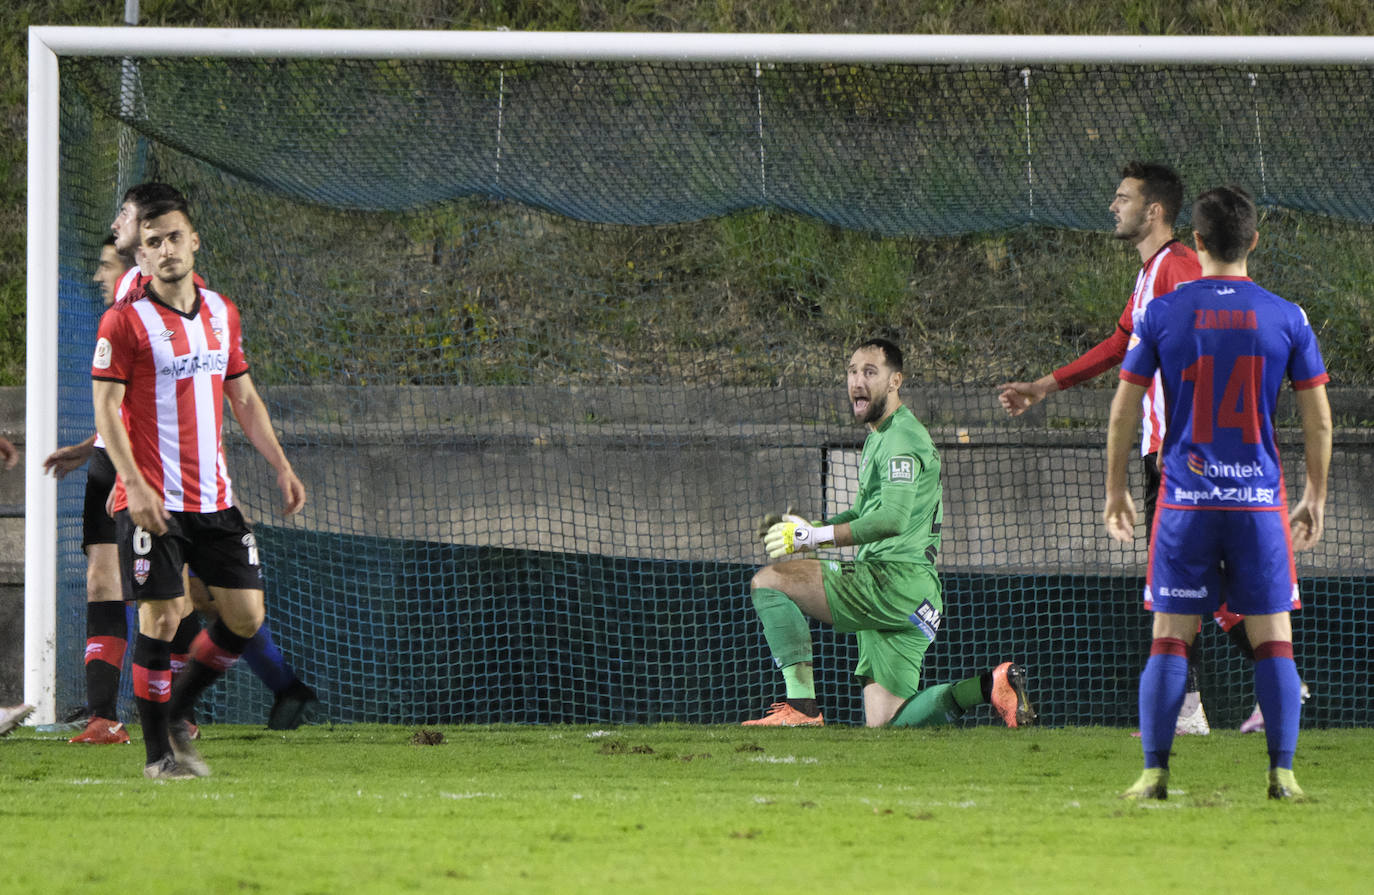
[{"xmin": 29, "ymin": 30, "xmax": 1374, "ymax": 727}]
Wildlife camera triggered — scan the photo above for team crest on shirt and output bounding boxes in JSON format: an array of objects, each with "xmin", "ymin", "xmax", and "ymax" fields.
[
  {"xmin": 210, "ymin": 316, "xmax": 226, "ymax": 341},
  {"xmin": 133, "ymin": 558, "xmax": 150, "ymax": 585},
  {"xmin": 92, "ymin": 338, "xmax": 112, "ymax": 370}
]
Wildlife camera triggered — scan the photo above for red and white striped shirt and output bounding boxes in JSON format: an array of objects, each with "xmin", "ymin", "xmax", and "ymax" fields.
[
  {"xmin": 91, "ymin": 285, "xmax": 248, "ymax": 514},
  {"xmin": 1052, "ymin": 239, "xmax": 1200, "ymax": 455},
  {"xmin": 94, "ymin": 266, "xmax": 205, "ymax": 450}
]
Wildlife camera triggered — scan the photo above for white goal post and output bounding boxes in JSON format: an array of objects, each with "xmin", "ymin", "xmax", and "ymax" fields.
[{"xmin": 25, "ymin": 27, "xmax": 1374, "ymax": 721}]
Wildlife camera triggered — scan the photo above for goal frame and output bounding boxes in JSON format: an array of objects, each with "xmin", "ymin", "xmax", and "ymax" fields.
[{"xmin": 25, "ymin": 27, "xmax": 1374, "ymax": 720}]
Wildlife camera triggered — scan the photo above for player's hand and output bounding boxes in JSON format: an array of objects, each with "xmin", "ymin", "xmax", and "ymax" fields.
[
  {"xmin": 996, "ymin": 381, "xmax": 1048, "ymax": 417},
  {"xmin": 1289, "ymin": 497, "xmax": 1325, "ymax": 551},
  {"xmin": 42, "ymin": 442, "xmax": 94, "ymax": 479},
  {"xmin": 125, "ymin": 478, "xmax": 171, "ymax": 536},
  {"xmin": 1103, "ymin": 490, "xmax": 1137, "ymax": 543},
  {"xmin": 756, "ymin": 506, "xmax": 809, "ymax": 541},
  {"xmin": 277, "ymin": 466, "xmax": 307, "ymax": 516},
  {"xmin": 0, "ymin": 436, "xmax": 17, "ymax": 471}
]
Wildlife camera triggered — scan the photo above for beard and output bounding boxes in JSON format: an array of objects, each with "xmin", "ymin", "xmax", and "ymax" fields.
[
  {"xmin": 855, "ymin": 391, "xmax": 889, "ymax": 425},
  {"xmin": 1113, "ymin": 213, "xmax": 1146, "ymax": 243}
]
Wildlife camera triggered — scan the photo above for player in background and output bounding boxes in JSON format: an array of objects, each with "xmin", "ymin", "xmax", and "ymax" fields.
[
  {"xmin": 748, "ymin": 339, "xmax": 1035, "ymax": 729},
  {"xmin": 1106, "ymin": 185, "xmax": 1330, "ymax": 801},
  {"xmin": 0, "ymin": 436, "xmax": 16, "ymax": 470},
  {"xmin": 92, "ymin": 193, "xmax": 306, "ymax": 777},
  {"xmin": 997, "ymin": 161, "xmax": 1296, "ymax": 735}
]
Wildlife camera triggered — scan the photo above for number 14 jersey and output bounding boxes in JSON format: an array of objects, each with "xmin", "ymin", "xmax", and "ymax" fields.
[{"xmin": 1120, "ymin": 275, "xmax": 1329, "ymax": 511}]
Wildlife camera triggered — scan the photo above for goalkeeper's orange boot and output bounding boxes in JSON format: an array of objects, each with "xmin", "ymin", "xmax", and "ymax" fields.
[
  {"xmin": 741, "ymin": 702, "xmax": 824, "ymax": 727},
  {"xmin": 991, "ymin": 662, "xmax": 1036, "ymax": 728}
]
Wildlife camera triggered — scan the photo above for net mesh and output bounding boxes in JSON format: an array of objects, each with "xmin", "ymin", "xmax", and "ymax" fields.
[{"xmin": 53, "ymin": 54, "xmax": 1374, "ymax": 727}]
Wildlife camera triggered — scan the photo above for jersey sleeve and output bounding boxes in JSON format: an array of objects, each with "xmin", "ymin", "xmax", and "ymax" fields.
[
  {"xmin": 847, "ymin": 447, "xmax": 924, "ymax": 545},
  {"xmin": 91, "ymin": 306, "xmax": 136, "ymax": 382},
  {"xmin": 223, "ymin": 296, "xmax": 250, "ymax": 379},
  {"xmin": 1051, "ymin": 316, "xmax": 1132, "ymax": 390},
  {"xmin": 1288, "ymin": 305, "xmax": 1330, "ymax": 391},
  {"xmin": 1119, "ymin": 304, "xmax": 1160, "ymax": 387}
]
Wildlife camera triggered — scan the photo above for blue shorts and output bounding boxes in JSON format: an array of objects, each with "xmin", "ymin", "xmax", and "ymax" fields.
[{"xmin": 1145, "ymin": 507, "xmax": 1300, "ymax": 617}]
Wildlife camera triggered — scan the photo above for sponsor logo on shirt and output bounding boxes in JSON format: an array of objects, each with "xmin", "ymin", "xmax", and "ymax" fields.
[
  {"xmin": 161, "ymin": 352, "xmax": 228, "ymax": 380},
  {"xmin": 889, "ymin": 455, "xmax": 916, "ymax": 483},
  {"xmin": 1159, "ymin": 585, "xmax": 1208, "ymax": 600},
  {"xmin": 1172, "ymin": 486, "xmax": 1276, "ymax": 504},
  {"xmin": 1186, "ymin": 452, "xmax": 1263, "ymax": 478}
]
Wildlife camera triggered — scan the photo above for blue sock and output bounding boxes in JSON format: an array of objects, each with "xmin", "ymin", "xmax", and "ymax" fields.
[
  {"xmin": 242, "ymin": 623, "xmax": 297, "ymax": 695},
  {"xmin": 1139, "ymin": 638, "xmax": 1189, "ymax": 769},
  {"xmin": 1254, "ymin": 641, "xmax": 1301, "ymax": 770}
]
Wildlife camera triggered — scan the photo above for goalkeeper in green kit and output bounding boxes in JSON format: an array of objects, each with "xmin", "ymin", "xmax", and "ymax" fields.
[{"xmin": 745, "ymin": 338, "xmax": 1035, "ymax": 728}]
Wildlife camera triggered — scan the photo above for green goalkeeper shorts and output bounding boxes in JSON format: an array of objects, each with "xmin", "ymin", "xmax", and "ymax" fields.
[{"xmin": 820, "ymin": 558, "xmax": 942, "ymax": 700}]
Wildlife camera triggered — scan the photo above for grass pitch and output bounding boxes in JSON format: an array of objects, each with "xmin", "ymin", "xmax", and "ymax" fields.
[{"xmin": 1, "ymin": 723, "xmax": 1368, "ymax": 893}]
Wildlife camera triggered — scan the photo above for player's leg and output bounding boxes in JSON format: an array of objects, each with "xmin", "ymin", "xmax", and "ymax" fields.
[
  {"xmin": 116, "ymin": 509, "xmax": 198, "ymax": 777},
  {"xmin": 1226, "ymin": 512, "xmax": 1307, "ymax": 799},
  {"xmin": 887, "ymin": 663, "xmax": 1034, "ymax": 728},
  {"xmin": 190, "ymin": 571, "xmax": 321, "ymax": 729},
  {"xmin": 1143, "ymin": 452, "xmax": 1209, "ymax": 737},
  {"xmin": 71, "ymin": 544, "xmax": 131, "ymax": 744},
  {"xmin": 742, "ymin": 559, "xmax": 828, "ymax": 726},
  {"xmin": 72, "ymin": 447, "xmax": 133, "ymax": 745}
]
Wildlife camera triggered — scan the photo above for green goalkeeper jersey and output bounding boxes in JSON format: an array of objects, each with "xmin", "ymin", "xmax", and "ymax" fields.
[{"xmin": 827, "ymin": 404, "xmax": 943, "ymax": 566}]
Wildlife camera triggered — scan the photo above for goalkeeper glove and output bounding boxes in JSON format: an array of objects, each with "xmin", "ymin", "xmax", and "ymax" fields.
[
  {"xmin": 763, "ymin": 518, "xmax": 836, "ymax": 559},
  {"xmin": 756, "ymin": 506, "xmax": 814, "ymax": 541}
]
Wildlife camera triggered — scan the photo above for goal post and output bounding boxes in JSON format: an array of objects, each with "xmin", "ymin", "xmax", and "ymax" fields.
[{"xmin": 26, "ymin": 28, "xmax": 1374, "ymax": 726}]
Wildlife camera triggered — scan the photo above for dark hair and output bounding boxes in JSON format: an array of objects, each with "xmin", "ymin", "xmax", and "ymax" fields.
[
  {"xmin": 855, "ymin": 338, "xmax": 903, "ymax": 373},
  {"xmin": 121, "ymin": 181, "xmax": 186, "ymax": 214},
  {"xmin": 137, "ymin": 193, "xmax": 194, "ymax": 229},
  {"xmin": 1192, "ymin": 186, "xmax": 1257, "ymax": 264},
  {"xmin": 1120, "ymin": 161, "xmax": 1185, "ymax": 227}
]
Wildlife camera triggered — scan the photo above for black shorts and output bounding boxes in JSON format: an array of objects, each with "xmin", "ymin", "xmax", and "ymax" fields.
[
  {"xmin": 115, "ymin": 506, "xmax": 265, "ymax": 601},
  {"xmin": 82, "ymin": 447, "xmax": 118, "ymax": 549},
  {"xmin": 1142, "ymin": 452, "xmax": 1160, "ymax": 546}
]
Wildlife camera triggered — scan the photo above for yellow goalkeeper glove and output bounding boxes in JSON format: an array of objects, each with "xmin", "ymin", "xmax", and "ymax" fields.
[{"xmin": 763, "ymin": 517, "xmax": 836, "ymax": 559}]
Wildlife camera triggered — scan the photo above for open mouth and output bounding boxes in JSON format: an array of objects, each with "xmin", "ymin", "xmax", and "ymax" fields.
[{"xmin": 852, "ymin": 396, "xmax": 870, "ymax": 415}]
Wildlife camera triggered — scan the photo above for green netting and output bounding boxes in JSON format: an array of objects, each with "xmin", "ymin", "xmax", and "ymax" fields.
[{"xmin": 53, "ymin": 56, "xmax": 1374, "ymax": 727}]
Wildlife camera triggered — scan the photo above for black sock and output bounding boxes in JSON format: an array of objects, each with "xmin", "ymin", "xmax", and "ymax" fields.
[
  {"xmin": 85, "ymin": 601, "xmax": 129, "ymax": 721},
  {"xmin": 785, "ymin": 697, "xmax": 819, "ymax": 717},
  {"xmin": 132, "ymin": 634, "xmax": 172, "ymax": 764},
  {"xmin": 170, "ymin": 619, "xmax": 249, "ymax": 723},
  {"xmin": 978, "ymin": 670, "xmax": 994, "ymax": 704},
  {"xmin": 1185, "ymin": 640, "xmax": 1201, "ymax": 692}
]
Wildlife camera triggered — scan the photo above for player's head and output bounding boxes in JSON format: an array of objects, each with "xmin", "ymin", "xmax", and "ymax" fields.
[
  {"xmin": 1191, "ymin": 185, "xmax": 1258, "ymax": 264},
  {"xmin": 111, "ymin": 182, "xmax": 187, "ymax": 257},
  {"xmin": 138, "ymin": 195, "xmax": 200, "ymax": 286},
  {"xmin": 847, "ymin": 338, "xmax": 904, "ymax": 427},
  {"xmin": 92, "ymin": 234, "xmax": 125, "ymax": 307},
  {"xmin": 1112, "ymin": 162, "xmax": 1185, "ymax": 244}
]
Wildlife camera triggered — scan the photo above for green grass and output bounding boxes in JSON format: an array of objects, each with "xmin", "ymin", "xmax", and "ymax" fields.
[{"xmin": 2, "ymin": 723, "xmax": 1369, "ymax": 893}]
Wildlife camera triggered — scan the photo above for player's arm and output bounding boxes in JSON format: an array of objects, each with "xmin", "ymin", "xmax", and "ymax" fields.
[
  {"xmin": 1289, "ymin": 384, "xmax": 1332, "ymax": 551},
  {"xmin": 42, "ymin": 433, "xmax": 98, "ymax": 479},
  {"xmin": 998, "ymin": 307, "xmax": 1133, "ymax": 416},
  {"xmin": 92, "ymin": 378, "xmax": 169, "ymax": 535},
  {"xmin": 0, "ymin": 436, "xmax": 16, "ymax": 471},
  {"xmin": 1103, "ymin": 379, "xmax": 1146, "ymax": 542},
  {"xmin": 762, "ymin": 477, "xmax": 919, "ymax": 558},
  {"xmin": 223, "ymin": 372, "xmax": 306, "ymax": 515}
]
